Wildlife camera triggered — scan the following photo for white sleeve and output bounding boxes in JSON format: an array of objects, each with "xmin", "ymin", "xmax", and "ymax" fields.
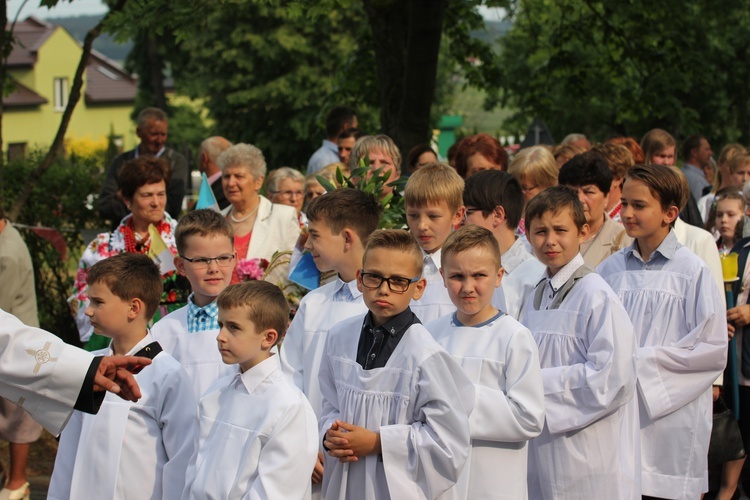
[
  {"xmin": 0, "ymin": 309, "xmax": 94, "ymax": 435},
  {"xmin": 317, "ymin": 334, "xmax": 340, "ymax": 443},
  {"xmin": 379, "ymin": 350, "xmax": 475, "ymax": 499},
  {"xmin": 542, "ymin": 291, "xmax": 638, "ymax": 434},
  {"xmin": 470, "ymin": 329, "xmax": 545, "ymax": 442},
  {"xmin": 47, "ymin": 411, "xmax": 84, "ymax": 499},
  {"xmin": 279, "ymin": 301, "xmax": 306, "ymax": 391},
  {"xmin": 638, "ymin": 266, "xmax": 727, "ymax": 419},
  {"xmin": 245, "ymin": 396, "xmax": 318, "ymax": 499},
  {"xmin": 159, "ymin": 366, "xmax": 199, "ymax": 500}
]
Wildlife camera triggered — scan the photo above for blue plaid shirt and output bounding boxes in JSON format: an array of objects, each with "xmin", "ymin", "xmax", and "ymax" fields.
[{"xmin": 186, "ymin": 294, "xmax": 220, "ymax": 334}]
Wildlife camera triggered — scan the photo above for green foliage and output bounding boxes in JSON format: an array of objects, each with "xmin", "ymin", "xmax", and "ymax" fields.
[
  {"xmin": 496, "ymin": 0, "xmax": 750, "ymax": 145},
  {"xmin": 316, "ymin": 159, "xmax": 406, "ymax": 229},
  {"xmin": 1, "ymin": 152, "xmax": 103, "ymax": 345},
  {"xmin": 166, "ymin": 103, "xmax": 211, "ymax": 158}
]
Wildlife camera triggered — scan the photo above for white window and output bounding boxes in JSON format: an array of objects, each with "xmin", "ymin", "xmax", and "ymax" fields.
[{"xmin": 53, "ymin": 77, "xmax": 68, "ymax": 112}]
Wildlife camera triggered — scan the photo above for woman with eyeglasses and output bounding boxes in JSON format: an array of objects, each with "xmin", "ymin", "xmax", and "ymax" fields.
[
  {"xmin": 507, "ymin": 146, "xmax": 559, "ymax": 245},
  {"xmin": 266, "ymin": 167, "xmax": 307, "ymax": 227},
  {"xmin": 70, "ymin": 157, "xmax": 190, "ymax": 351},
  {"xmin": 218, "ymin": 144, "xmax": 301, "ymax": 285}
]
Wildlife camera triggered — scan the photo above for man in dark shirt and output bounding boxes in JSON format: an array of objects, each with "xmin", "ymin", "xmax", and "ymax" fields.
[{"xmin": 97, "ymin": 107, "xmax": 188, "ymax": 227}]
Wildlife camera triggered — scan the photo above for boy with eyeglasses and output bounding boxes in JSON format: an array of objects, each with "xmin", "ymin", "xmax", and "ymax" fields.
[
  {"xmin": 152, "ymin": 209, "xmax": 236, "ymax": 399},
  {"xmin": 318, "ymin": 229, "xmax": 474, "ymax": 499}
]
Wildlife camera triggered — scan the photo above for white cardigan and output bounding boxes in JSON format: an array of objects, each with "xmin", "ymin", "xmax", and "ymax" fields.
[{"xmin": 223, "ymin": 195, "xmax": 301, "ymax": 262}]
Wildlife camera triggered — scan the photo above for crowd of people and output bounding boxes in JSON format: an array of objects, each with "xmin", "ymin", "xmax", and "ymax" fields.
[{"xmin": 1, "ymin": 103, "xmax": 748, "ymax": 499}]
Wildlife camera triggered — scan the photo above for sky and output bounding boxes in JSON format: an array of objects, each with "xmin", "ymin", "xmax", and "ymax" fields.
[
  {"xmin": 7, "ymin": 0, "xmax": 108, "ymax": 20},
  {"xmin": 8, "ymin": 1, "xmax": 504, "ymax": 21}
]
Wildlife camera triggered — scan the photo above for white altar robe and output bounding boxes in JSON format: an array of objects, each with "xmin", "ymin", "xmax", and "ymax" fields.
[
  {"xmin": 494, "ymin": 257, "xmax": 545, "ymax": 320},
  {"xmin": 183, "ymin": 354, "xmax": 318, "ymax": 500},
  {"xmin": 151, "ymin": 306, "xmax": 233, "ymax": 399},
  {"xmin": 598, "ymin": 241, "xmax": 727, "ymax": 499},
  {"xmin": 521, "ymin": 272, "xmax": 640, "ymax": 499},
  {"xmin": 48, "ymin": 334, "xmax": 197, "ymax": 500},
  {"xmin": 410, "ymin": 249, "xmax": 455, "ymax": 324},
  {"xmin": 0, "ymin": 310, "xmax": 94, "ymax": 435},
  {"xmin": 279, "ymin": 278, "xmax": 367, "ymax": 416},
  {"xmin": 318, "ymin": 316, "xmax": 474, "ymax": 500},
  {"xmin": 426, "ymin": 312, "xmax": 545, "ymax": 500}
]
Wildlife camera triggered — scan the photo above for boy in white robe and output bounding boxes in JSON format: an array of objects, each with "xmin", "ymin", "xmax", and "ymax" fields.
[
  {"xmin": 521, "ymin": 186, "xmax": 640, "ymax": 499},
  {"xmin": 404, "ymin": 163, "xmax": 465, "ymax": 323},
  {"xmin": 320, "ymin": 230, "xmax": 474, "ymax": 500},
  {"xmin": 183, "ymin": 281, "xmax": 318, "ymax": 499},
  {"xmin": 426, "ymin": 225, "xmax": 545, "ymax": 499},
  {"xmin": 598, "ymin": 165, "xmax": 727, "ymax": 499},
  {"xmin": 461, "ymin": 169, "xmax": 541, "ymax": 320},
  {"xmin": 152, "ymin": 209, "xmax": 236, "ymax": 399},
  {"xmin": 280, "ymin": 188, "xmax": 381, "ymax": 490},
  {"xmin": 49, "ymin": 253, "xmax": 197, "ymax": 500}
]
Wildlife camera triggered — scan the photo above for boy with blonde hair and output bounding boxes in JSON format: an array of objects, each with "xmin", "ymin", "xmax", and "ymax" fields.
[
  {"xmin": 427, "ymin": 225, "xmax": 544, "ymax": 499},
  {"xmin": 598, "ymin": 165, "xmax": 727, "ymax": 499},
  {"xmin": 152, "ymin": 209, "xmax": 236, "ymax": 399},
  {"xmin": 522, "ymin": 186, "xmax": 639, "ymax": 499},
  {"xmin": 319, "ymin": 230, "xmax": 474, "ymax": 499},
  {"xmin": 49, "ymin": 253, "xmax": 196, "ymax": 500},
  {"xmin": 184, "ymin": 281, "xmax": 318, "ymax": 499},
  {"xmin": 404, "ymin": 163, "xmax": 465, "ymax": 323},
  {"xmin": 280, "ymin": 188, "xmax": 382, "ymax": 492}
]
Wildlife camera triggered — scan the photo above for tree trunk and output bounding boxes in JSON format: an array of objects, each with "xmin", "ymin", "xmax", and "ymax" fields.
[
  {"xmin": 7, "ymin": 0, "xmax": 128, "ymax": 221},
  {"xmin": 1, "ymin": 0, "xmax": 8, "ymax": 174},
  {"xmin": 146, "ymin": 34, "xmax": 168, "ymax": 111},
  {"xmin": 363, "ymin": 0, "xmax": 448, "ymax": 168}
]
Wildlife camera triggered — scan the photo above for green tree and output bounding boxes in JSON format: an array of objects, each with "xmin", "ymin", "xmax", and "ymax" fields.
[{"xmin": 496, "ymin": 0, "xmax": 750, "ymax": 145}]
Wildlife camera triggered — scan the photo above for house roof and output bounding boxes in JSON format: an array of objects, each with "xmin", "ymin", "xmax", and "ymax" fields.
[
  {"xmin": 6, "ymin": 16, "xmax": 137, "ymax": 105},
  {"xmin": 6, "ymin": 16, "xmax": 56, "ymax": 68},
  {"xmin": 5, "ymin": 79, "xmax": 48, "ymax": 108}
]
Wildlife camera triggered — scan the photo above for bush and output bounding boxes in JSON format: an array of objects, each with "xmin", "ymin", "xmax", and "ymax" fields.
[{"xmin": 1, "ymin": 151, "xmax": 104, "ymax": 345}]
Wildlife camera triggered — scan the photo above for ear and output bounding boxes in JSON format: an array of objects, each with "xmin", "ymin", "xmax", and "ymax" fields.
[
  {"xmin": 439, "ymin": 267, "xmax": 446, "ymax": 288},
  {"xmin": 578, "ymin": 223, "xmax": 590, "ymax": 242},
  {"xmin": 128, "ymin": 298, "xmax": 144, "ymax": 319},
  {"xmin": 663, "ymin": 205, "xmax": 680, "ymax": 226},
  {"xmin": 342, "ymin": 228, "xmax": 356, "ymax": 251},
  {"xmin": 452, "ymin": 206, "xmax": 466, "ymax": 228},
  {"xmin": 495, "ymin": 266, "xmax": 505, "ymax": 288},
  {"xmin": 355, "ymin": 269, "xmax": 365, "ymax": 293},
  {"xmin": 175, "ymin": 256, "xmax": 187, "ymax": 276},
  {"xmin": 254, "ymin": 175, "xmax": 265, "ymax": 191},
  {"xmin": 261, "ymin": 328, "xmax": 279, "ymax": 350},
  {"xmin": 493, "ymin": 206, "xmax": 506, "ymax": 227},
  {"xmin": 411, "ymin": 277, "xmax": 427, "ymax": 301}
]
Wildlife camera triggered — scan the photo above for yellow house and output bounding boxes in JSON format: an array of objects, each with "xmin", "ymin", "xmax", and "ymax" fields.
[{"xmin": 4, "ymin": 16, "xmax": 138, "ymax": 160}]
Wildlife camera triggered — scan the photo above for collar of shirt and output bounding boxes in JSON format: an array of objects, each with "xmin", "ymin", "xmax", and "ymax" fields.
[
  {"xmin": 502, "ymin": 237, "xmax": 531, "ymax": 275},
  {"xmin": 186, "ymin": 293, "xmax": 220, "ymax": 333},
  {"xmin": 234, "ymin": 353, "xmax": 280, "ymax": 395},
  {"xmin": 452, "ymin": 310, "xmax": 504, "ymax": 328},
  {"xmin": 333, "ymin": 277, "xmax": 362, "ymax": 302},
  {"xmin": 546, "ymin": 253, "xmax": 585, "ymax": 293},
  {"xmin": 106, "ymin": 331, "xmax": 155, "ymax": 356},
  {"xmin": 626, "ymin": 229, "xmax": 679, "ymax": 264},
  {"xmin": 363, "ymin": 306, "xmax": 416, "ymax": 338},
  {"xmin": 135, "ymin": 146, "xmax": 166, "ymax": 159},
  {"xmin": 207, "ymin": 171, "xmax": 222, "ymax": 185},
  {"xmin": 323, "ymin": 139, "xmax": 339, "ymax": 154},
  {"xmin": 422, "ymin": 248, "xmax": 442, "ymax": 281}
]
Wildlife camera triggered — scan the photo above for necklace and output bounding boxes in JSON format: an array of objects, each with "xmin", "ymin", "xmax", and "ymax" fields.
[{"xmin": 230, "ymin": 204, "xmax": 259, "ymax": 223}]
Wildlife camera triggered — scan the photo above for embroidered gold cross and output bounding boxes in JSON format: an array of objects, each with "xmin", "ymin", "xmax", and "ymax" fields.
[{"xmin": 25, "ymin": 341, "xmax": 58, "ymax": 375}]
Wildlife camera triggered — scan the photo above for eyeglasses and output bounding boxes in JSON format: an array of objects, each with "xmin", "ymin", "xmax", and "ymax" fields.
[
  {"xmin": 360, "ymin": 272, "xmax": 420, "ymax": 293},
  {"xmin": 520, "ymin": 184, "xmax": 539, "ymax": 193},
  {"xmin": 463, "ymin": 207, "xmax": 484, "ymax": 222},
  {"xmin": 181, "ymin": 254, "xmax": 235, "ymax": 269},
  {"xmin": 271, "ymin": 190, "xmax": 304, "ymax": 198}
]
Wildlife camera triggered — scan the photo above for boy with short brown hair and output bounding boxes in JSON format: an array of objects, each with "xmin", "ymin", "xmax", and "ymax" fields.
[
  {"xmin": 183, "ymin": 281, "xmax": 318, "ymax": 499},
  {"xmin": 319, "ymin": 229, "xmax": 474, "ymax": 499}
]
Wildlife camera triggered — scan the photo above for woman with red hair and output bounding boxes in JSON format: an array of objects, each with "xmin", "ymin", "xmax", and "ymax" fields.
[{"xmin": 453, "ymin": 133, "xmax": 509, "ymax": 178}]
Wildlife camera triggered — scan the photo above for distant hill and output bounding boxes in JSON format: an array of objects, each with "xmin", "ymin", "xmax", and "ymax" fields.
[{"xmin": 44, "ymin": 14, "xmax": 133, "ymax": 64}]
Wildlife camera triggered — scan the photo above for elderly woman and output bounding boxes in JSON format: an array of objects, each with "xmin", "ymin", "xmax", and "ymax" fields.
[
  {"xmin": 219, "ymin": 144, "xmax": 300, "ymax": 284},
  {"xmin": 266, "ymin": 167, "xmax": 306, "ymax": 226},
  {"xmin": 348, "ymin": 135, "xmax": 402, "ymax": 197},
  {"xmin": 70, "ymin": 157, "xmax": 189, "ymax": 350}
]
